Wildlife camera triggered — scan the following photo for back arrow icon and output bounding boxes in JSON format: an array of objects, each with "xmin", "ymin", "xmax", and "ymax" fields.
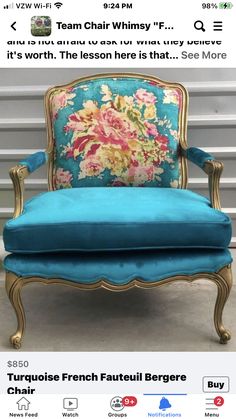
[{"xmin": 11, "ymin": 22, "xmax": 16, "ymax": 30}]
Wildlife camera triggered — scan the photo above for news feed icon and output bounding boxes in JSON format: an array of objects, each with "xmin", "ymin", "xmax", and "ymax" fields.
[{"xmin": 31, "ymin": 16, "xmax": 52, "ymax": 36}]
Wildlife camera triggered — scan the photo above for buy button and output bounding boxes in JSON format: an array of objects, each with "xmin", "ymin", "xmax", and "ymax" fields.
[{"xmin": 203, "ymin": 376, "xmax": 230, "ymax": 393}]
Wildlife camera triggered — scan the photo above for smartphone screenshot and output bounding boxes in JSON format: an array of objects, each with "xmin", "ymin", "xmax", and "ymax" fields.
[{"xmin": 0, "ymin": 0, "xmax": 235, "ymax": 417}]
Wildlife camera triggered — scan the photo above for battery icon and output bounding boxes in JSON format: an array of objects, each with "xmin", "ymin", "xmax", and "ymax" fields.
[{"xmin": 219, "ymin": 2, "xmax": 233, "ymax": 7}]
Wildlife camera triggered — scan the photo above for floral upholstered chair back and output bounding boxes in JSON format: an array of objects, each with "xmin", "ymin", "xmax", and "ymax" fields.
[{"xmin": 45, "ymin": 74, "xmax": 188, "ymax": 190}]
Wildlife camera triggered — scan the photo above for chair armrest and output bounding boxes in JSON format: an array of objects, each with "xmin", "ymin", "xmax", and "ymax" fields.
[
  {"xmin": 9, "ymin": 151, "xmax": 48, "ymax": 218},
  {"xmin": 184, "ymin": 147, "xmax": 224, "ymax": 210},
  {"xmin": 186, "ymin": 146, "xmax": 215, "ymax": 169},
  {"xmin": 18, "ymin": 150, "xmax": 48, "ymax": 173}
]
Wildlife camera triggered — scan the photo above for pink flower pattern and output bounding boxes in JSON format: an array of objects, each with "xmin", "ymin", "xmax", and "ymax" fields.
[
  {"xmin": 134, "ymin": 88, "xmax": 156, "ymax": 105},
  {"xmin": 52, "ymin": 82, "xmax": 180, "ymax": 188},
  {"xmin": 55, "ymin": 168, "xmax": 73, "ymax": 188},
  {"xmin": 51, "ymin": 89, "xmax": 76, "ymax": 120}
]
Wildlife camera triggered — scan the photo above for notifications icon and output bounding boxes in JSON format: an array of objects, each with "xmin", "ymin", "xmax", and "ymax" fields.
[
  {"xmin": 159, "ymin": 397, "xmax": 172, "ymax": 411},
  {"xmin": 194, "ymin": 20, "xmax": 206, "ymax": 32}
]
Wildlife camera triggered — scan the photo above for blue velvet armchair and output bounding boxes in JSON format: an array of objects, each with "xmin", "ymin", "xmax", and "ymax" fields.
[{"xmin": 3, "ymin": 73, "xmax": 232, "ymax": 349}]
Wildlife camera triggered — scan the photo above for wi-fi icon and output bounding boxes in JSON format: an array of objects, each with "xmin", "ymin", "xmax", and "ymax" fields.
[{"xmin": 54, "ymin": 2, "xmax": 63, "ymax": 8}]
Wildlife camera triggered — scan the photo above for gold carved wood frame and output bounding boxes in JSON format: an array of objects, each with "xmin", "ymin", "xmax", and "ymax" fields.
[
  {"xmin": 6, "ymin": 264, "xmax": 232, "ymax": 349},
  {"xmin": 6, "ymin": 73, "xmax": 231, "ymax": 349}
]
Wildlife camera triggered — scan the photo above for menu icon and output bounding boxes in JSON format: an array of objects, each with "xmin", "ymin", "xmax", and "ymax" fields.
[{"xmin": 213, "ymin": 21, "xmax": 223, "ymax": 31}]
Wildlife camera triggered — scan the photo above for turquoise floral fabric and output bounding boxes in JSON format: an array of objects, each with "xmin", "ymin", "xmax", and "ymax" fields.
[{"xmin": 49, "ymin": 77, "xmax": 183, "ymax": 188}]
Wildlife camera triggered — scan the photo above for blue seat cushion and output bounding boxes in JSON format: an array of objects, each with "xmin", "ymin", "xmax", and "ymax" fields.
[
  {"xmin": 3, "ymin": 249, "xmax": 233, "ymax": 285},
  {"xmin": 3, "ymin": 187, "xmax": 231, "ymax": 253}
]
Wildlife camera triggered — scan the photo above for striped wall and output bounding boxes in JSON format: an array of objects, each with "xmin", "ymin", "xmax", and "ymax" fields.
[{"xmin": 0, "ymin": 68, "xmax": 235, "ymax": 247}]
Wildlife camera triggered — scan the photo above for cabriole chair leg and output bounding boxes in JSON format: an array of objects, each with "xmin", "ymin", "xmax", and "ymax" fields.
[
  {"xmin": 5, "ymin": 272, "xmax": 25, "ymax": 349},
  {"xmin": 213, "ymin": 264, "xmax": 232, "ymax": 344}
]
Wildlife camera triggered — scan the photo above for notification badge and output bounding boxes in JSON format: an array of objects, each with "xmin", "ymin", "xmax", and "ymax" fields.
[{"xmin": 122, "ymin": 396, "xmax": 137, "ymax": 407}]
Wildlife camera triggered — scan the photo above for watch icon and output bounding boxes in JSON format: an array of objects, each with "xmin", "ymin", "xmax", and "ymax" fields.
[{"xmin": 63, "ymin": 398, "xmax": 78, "ymax": 410}]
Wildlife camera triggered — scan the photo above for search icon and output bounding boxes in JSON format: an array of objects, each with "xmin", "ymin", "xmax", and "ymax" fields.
[{"xmin": 194, "ymin": 20, "xmax": 206, "ymax": 32}]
